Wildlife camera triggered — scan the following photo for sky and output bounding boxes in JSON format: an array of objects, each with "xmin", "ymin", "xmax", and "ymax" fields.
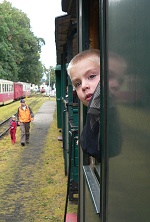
[{"xmin": 0, "ymin": 0, "xmax": 66, "ymax": 68}]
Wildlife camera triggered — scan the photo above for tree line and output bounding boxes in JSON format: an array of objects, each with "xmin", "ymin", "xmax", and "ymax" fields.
[{"xmin": 0, "ymin": 0, "xmax": 55, "ymax": 86}]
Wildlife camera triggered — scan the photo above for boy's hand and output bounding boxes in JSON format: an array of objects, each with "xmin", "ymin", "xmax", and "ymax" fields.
[{"xmin": 31, "ymin": 118, "xmax": 34, "ymax": 121}]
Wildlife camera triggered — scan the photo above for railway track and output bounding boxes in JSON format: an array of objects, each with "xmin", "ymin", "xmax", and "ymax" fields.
[
  {"xmin": 0, "ymin": 97, "xmax": 44, "ymax": 139},
  {"xmin": 0, "ymin": 116, "xmax": 12, "ymax": 138}
]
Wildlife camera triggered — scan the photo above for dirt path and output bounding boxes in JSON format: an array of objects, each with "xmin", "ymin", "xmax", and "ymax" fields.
[{"xmin": 0, "ymin": 100, "xmax": 56, "ymax": 222}]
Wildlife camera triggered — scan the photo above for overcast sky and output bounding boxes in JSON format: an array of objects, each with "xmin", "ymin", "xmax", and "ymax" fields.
[{"xmin": 0, "ymin": 0, "xmax": 66, "ymax": 68}]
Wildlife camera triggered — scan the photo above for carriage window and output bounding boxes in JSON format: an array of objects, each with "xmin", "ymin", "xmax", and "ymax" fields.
[
  {"xmin": 9, "ymin": 84, "xmax": 13, "ymax": 92},
  {"xmin": 9, "ymin": 84, "xmax": 10, "ymax": 92},
  {"xmin": 2, "ymin": 84, "xmax": 5, "ymax": 92}
]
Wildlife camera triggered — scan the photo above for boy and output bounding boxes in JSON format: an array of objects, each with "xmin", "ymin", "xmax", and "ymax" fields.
[
  {"xmin": 67, "ymin": 49, "xmax": 126, "ymax": 105},
  {"xmin": 67, "ymin": 49, "xmax": 126, "ymax": 160},
  {"xmin": 67, "ymin": 49, "xmax": 100, "ymax": 159},
  {"xmin": 10, "ymin": 115, "xmax": 17, "ymax": 144},
  {"xmin": 67, "ymin": 49, "xmax": 100, "ymax": 107}
]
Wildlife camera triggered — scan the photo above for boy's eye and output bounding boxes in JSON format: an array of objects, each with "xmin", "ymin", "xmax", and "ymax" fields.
[
  {"xmin": 74, "ymin": 81, "xmax": 81, "ymax": 88},
  {"xmin": 89, "ymin": 74, "xmax": 96, "ymax": 79}
]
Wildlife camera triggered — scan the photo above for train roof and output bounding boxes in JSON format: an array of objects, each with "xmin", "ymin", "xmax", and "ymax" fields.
[
  {"xmin": 55, "ymin": 1, "xmax": 77, "ymax": 65},
  {"xmin": 14, "ymin": 82, "xmax": 23, "ymax": 85},
  {"xmin": 0, "ymin": 79, "xmax": 13, "ymax": 83},
  {"xmin": 62, "ymin": 0, "xmax": 76, "ymax": 16},
  {"xmin": 18, "ymin": 81, "xmax": 31, "ymax": 85}
]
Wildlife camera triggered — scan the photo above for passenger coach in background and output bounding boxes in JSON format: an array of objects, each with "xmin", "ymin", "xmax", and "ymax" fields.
[
  {"xmin": 0, "ymin": 79, "xmax": 31, "ymax": 106},
  {"xmin": 0, "ymin": 79, "xmax": 14, "ymax": 105},
  {"xmin": 14, "ymin": 82, "xmax": 23, "ymax": 101},
  {"xmin": 18, "ymin": 82, "xmax": 31, "ymax": 98}
]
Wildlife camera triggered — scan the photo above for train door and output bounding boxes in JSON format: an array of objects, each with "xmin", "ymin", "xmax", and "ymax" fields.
[{"xmin": 106, "ymin": 0, "xmax": 150, "ymax": 221}]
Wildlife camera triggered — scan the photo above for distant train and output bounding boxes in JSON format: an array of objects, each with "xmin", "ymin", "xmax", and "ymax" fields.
[{"xmin": 0, "ymin": 79, "xmax": 31, "ymax": 105}]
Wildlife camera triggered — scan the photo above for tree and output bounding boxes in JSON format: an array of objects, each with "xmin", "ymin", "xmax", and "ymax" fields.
[
  {"xmin": 44, "ymin": 66, "xmax": 56, "ymax": 88},
  {"xmin": 0, "ymin": 0, "xmax": 45, "ymax": 83}
]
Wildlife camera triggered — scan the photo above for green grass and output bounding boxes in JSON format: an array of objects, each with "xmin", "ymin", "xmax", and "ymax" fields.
[
  {"xmin": 0, "ymin": 96, "xmax": 48, "ymax": 122},
  {"xmin": 0, "ymin": 97, "xmax": 77, "ymax": 221}
]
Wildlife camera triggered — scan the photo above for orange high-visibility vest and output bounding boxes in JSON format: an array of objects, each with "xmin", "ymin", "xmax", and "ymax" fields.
[{"xmin": 18, "ymin": 106, "xmax": 32, "ymax": 123}]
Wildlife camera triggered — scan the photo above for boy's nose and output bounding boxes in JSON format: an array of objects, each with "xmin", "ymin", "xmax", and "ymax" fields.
[
  {"xmin": 82, "ymin": 81, "xmax": 90, "ymax": 91},
  {"xmin": 109, "ymin": 79, "xmax": 120, "ymax": 94}
]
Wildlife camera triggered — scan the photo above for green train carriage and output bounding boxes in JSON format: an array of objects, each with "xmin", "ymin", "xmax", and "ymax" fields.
[{"xmin": 55, "ymin": 0, "xmax": 150, "ymax": 221}]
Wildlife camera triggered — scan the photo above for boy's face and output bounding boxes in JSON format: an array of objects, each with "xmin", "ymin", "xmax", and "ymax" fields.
[
  {"xmin": 70, "ymin": 59, "xmax": 100, "ymax": 106},
  {"xmin": 108, "ymin": 57, "xmax": 125, "ymax": 98}
]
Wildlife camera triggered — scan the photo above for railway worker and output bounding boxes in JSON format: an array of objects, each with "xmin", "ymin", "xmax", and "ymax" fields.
[
  {"xmin": 67, "ymin": 49, "xmax": 126, "ymax": 161},
  {"xmin": 17, "ymin": 99, "xmax": 34, "ymax": 146},
  {"xmin": 10, "ymin": 115, "xmax": 17, "ymax": 144}
]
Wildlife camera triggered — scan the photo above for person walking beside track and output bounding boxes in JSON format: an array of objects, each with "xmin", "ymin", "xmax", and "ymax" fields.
[
  {"xmin": 17, "ymin": 99, "xmax": 34, "ymax": 146},
  {"xmin": 10, "ymin": 115, "xmax": 17, "ymax": 144}
]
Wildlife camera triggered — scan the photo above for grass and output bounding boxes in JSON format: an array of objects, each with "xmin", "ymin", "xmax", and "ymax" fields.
[
  {"xmin": 0, "ymin": 96, "xmax": 78, "ymax": 221},
  {"xmin": 27, "ymin": 110, "xmax": 78, "ymax": 221},
  {"xmin": 0, "ymin": 96, "xmax": 47, "ymax": 122}
]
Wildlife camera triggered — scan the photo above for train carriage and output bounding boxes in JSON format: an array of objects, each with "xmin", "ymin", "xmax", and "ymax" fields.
[
  {"xmin": 0, "ymin": 80, "xmax": 31, "ymax": 105},
  {"xmin": 14, "ymin": 82, "xmax": 23, "ymax": 100},
  {"xmin": 55, "ymin": 0, "xmax": 150, "ymax": 222},
  {"xmin": 0, "ymin": 79, "xmax": 14, "ymax": 105},
  {"xmin": 18, "ymin": 82, "xmax": 31, "ymax": 98}
]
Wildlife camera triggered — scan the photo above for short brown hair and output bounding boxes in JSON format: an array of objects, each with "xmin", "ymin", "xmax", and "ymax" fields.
[{"xmin": 67, "ymin": 49, "xmax": 100, "ymax": 76}]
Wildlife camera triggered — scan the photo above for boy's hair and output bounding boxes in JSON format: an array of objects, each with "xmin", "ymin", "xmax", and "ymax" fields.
[
  {"xmin": 109, "ymin": 52, "xmax": 127, "ymax": 72},
  {"xmin": 67, "ymin": 49, "xmax": 100, "ymax": 76}
]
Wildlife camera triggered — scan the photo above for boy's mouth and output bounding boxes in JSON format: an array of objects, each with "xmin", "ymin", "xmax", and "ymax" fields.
[{"xmin": 85, "ymin": 93, "xmax": 93, "ymax": 101}]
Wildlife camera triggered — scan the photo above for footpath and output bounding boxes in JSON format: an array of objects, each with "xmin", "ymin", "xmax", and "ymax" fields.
[{"xmin": 0, "ymin": 100, "xmax": 56, "ymax": 222}]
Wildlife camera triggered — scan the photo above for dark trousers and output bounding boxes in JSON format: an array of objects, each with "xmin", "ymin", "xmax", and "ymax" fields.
[{"xmin": 20, "ymin": 122, "xmax": 30, "ymax": 143}]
